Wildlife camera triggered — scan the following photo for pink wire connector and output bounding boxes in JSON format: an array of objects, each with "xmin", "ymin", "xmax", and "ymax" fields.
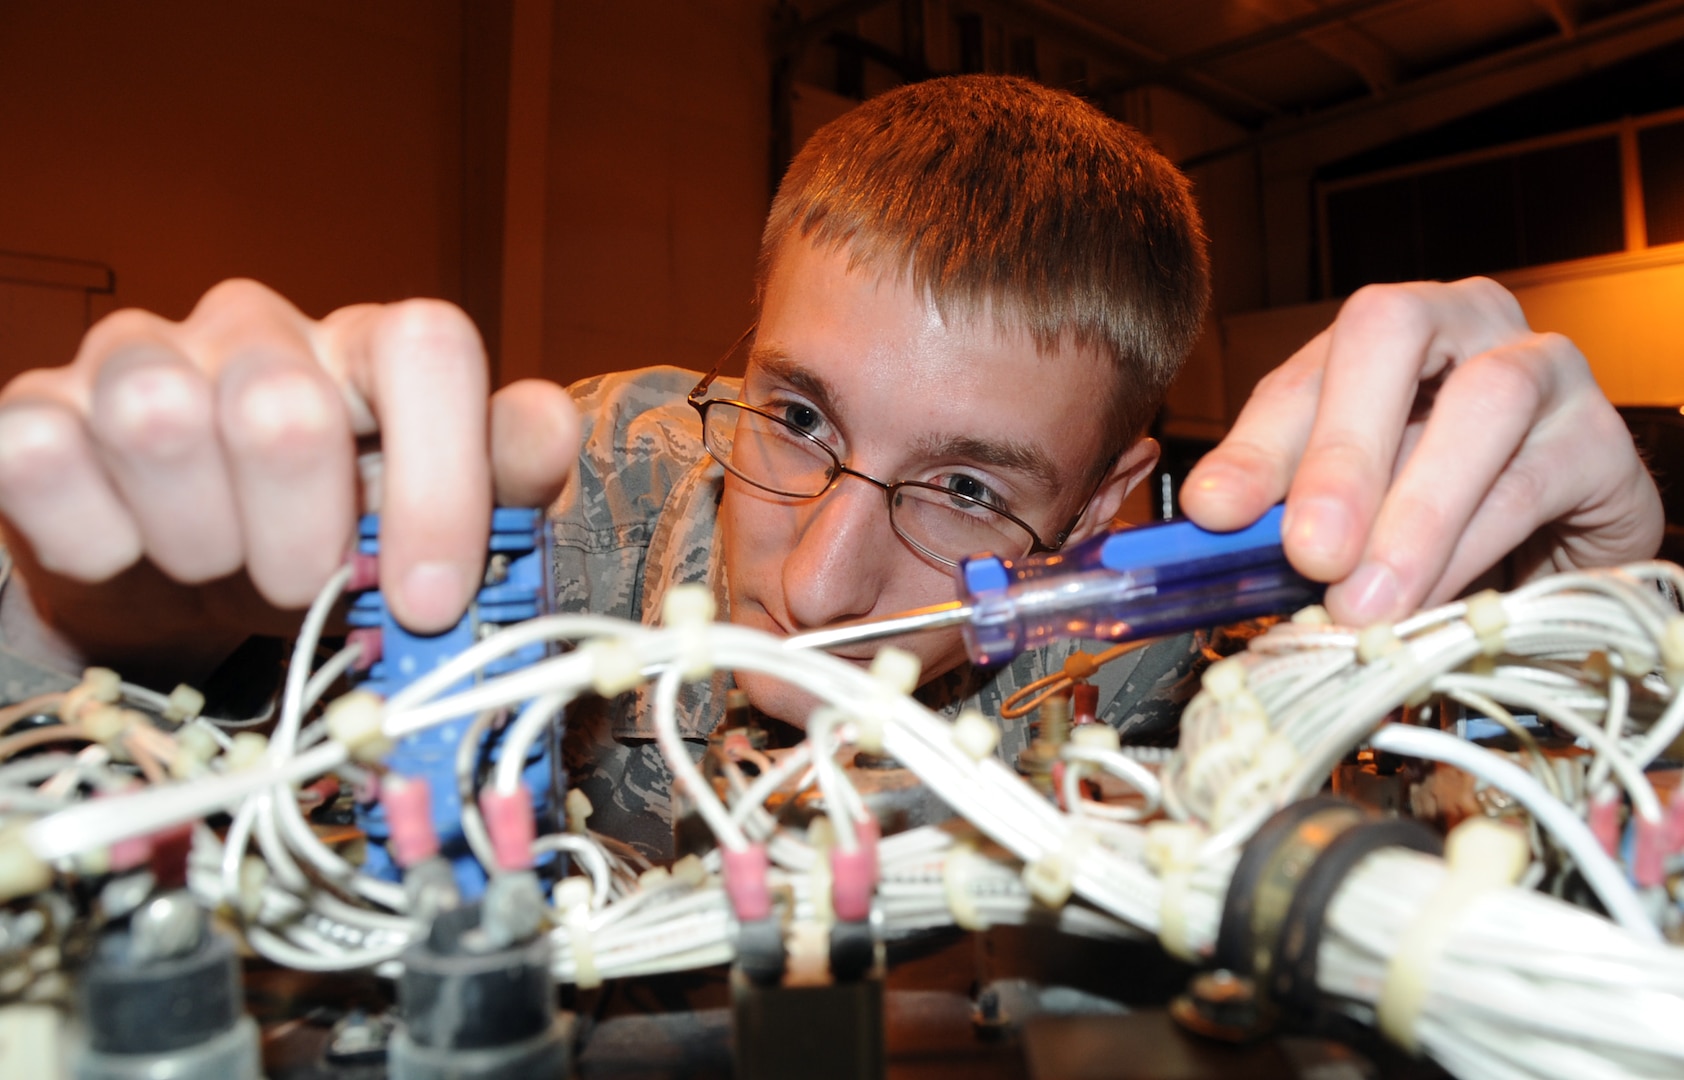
[
  {"xmin": 1588, "ymin": 789, "xmax": 1622, "ymax": 858},
  {"xmin": 479, "ymin": 785, "xmax": 537, "ymax": 872},
  {"xmin": 722, "ymin": 843, "xmax": 772, "ymax": 921},
  {"xmin": 831, "ymin": 816, "xmax": 880, "ymax": 922},
  {"xmin": 380, "ymin": 775, "xmax": 441, "ymax": 870}
]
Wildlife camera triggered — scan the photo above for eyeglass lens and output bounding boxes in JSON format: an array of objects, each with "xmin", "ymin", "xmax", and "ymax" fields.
[{"xmin": 702, "ymin": 401, "xmax": 1036, "ymax": 562}]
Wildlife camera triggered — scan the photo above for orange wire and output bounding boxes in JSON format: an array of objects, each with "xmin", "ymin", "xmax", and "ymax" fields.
[{"xmin": 999, "ymin": 639, "xmax": 1153, "ymax": 720}]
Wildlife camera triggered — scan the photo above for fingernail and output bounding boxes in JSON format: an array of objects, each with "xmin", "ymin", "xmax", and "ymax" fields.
[
  {"xmin": 1282, "ymin": 497, "xmax": 1352, "ymax": 564},
  {"xmin": 400, "ymin": 561, "xmax": 469, "ymax": 629},
  {"xmin": 1340, "ymin": 561, "xmax": 1399, "ymax": 624}
]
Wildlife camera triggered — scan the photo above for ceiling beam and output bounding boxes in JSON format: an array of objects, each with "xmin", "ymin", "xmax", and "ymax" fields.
[
  {"xmin": 1298, "ymin": 22, "xmax": 1403, "ymax": 95},
  {"xmin": 981, "ymin": 0, "xmax": 1280, "ymax": 124},
  {"xmin": 1177, "ymin": 0, "xmax": 1684, "ymax": 171},
  {"xmin": 1528, "ymin": 0, "xmax": 1582, "ymax": 37}
]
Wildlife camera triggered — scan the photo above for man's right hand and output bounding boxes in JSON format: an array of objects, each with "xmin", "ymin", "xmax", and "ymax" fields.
[{"xmin": 0, "ymin": 279, "xmax": 580, "ymax": 683}]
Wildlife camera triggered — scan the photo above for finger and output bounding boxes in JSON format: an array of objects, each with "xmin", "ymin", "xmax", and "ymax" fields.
[
  {"xmin": 490, "ymin": 379, "xmax": 580, "ymax": 508},
  {"xmin": 1322, "ymin": 335, "xmax": 1555, "ymax": 623},
  {"xmin": 324, "ymin": 299, "xmax": 491, "ymax": 632},
  {"xmin": 1280, "ymin": 280, "xmax": 1530, "ymax": 584},
  {"xmin": 175, "ymin": 281, "xmax": 357, "ymax": 609},
  {"xmin": 87, "ymin": 344, "xmax": 242, "ymax": 583},
  {"xmin": 0, "ymin": 398, "xmax": 141, "ymax": 580},
  {"xmin": 1180, "ymin": 329, "xmax": 1329, "ymax": 530}
]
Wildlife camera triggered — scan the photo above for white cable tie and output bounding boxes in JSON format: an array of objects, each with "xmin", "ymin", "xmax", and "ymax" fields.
[
  {"xmin": 1356, "ymin": 623, "xmax": 1402, "ymax": 664},
  {"xmin": 1662, "ymin": 616, "xmax": 1684, "ymax": 690},
  {"xmin": 942, "ymin": 839, "xmax": 989, "ymax": 931},
  {"xmin": 58, "ymin": 667, "xmax": 121, "ymax": 725},
  {"xmin": 222, "ymin": 732, "xmax": 269, "ymax": 774},
  {"xmin": 952, "ymin": 709, "xmax": 1001, "ymax": 762},
  {"xmin": 325, "ymin": 690, "xmax": 392, "ymax": 765},
  {"xmin": 1462, "ymin": 590, "xmax": 1507, "ymax": 658},
  {"xmin": 868, "ymin": 647, "xmax": 921, "ymax": 694},
  {"xmin": 585, "ymin": 639, "xmax": 644, "ymax": 697},
  {"xmin": 1290, "ymin": 604, "xmax": 1332, "ymax": 626},
  {"xmin": 1070, "ymin": 724, "xmax": 1119, "ymax": 752},
  {"xmin": 671, "ymin": 854, "xmax": 708, "ymax": 888},
  {"xmin": 162, "ymin": 684, "xmax": 206, "ymax": 726},
  {"xmin": 1211, "ymin": 734, "xmax": 1298, "ymax": 827},
  {"xmin": 662, "ymin": 585, "xmax": 717, "ymax": 679},
  {"xmin": 1376, "ymin": 817, "xmax": 1528, "ymax": 1053},
  {"xmin": 1200, "ymin": 656, "xmax": 1248, "ymax": 702},
  {"xmin": 1022, "ymin": 829, "xmax": 1091, "ymax": 910},
  {"xmin": 565, "ymin": 789, "xmax": 593, "ymax": 835},
  {"xmin": 1144, "ymin": 821, "xmax": 1206, "ymax": 962},
  {"xmin": 555, "ymin": 877, "xmax": 601, "ymax": 989},
  {"xmin": 170, "ymin": 723, "xmax": 222, "ymax": 780}
]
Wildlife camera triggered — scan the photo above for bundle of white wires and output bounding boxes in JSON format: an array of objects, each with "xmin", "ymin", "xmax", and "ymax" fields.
[{"xmin": 5, "ymin": 563, "xmax": 1683, "ymax": 1079}]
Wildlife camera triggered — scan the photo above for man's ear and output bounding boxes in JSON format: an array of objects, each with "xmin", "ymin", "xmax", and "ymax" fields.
[{"xmin": 1069, "ymin": 437, "xmax": 1160, "ymax": 543}]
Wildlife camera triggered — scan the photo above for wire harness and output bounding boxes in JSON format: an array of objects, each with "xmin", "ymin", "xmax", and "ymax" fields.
[{"xmin": 0, "ymin": 563, "xmax": 1682, "ymax": 1080}]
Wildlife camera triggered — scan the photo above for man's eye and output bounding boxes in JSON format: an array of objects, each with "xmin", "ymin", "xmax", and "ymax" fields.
[
  {"xmin": 939, "ymin": 472, "xmax": 1001, "ymax": 508},
  {"xmin": 780, "ymin": 402, "xmax": 823, "ymax": 433}
]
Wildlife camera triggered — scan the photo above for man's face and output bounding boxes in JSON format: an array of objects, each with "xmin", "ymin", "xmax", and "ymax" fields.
[{"xmin": 719, "ymin": 237, "xmax": 1156, "ymax": 724}]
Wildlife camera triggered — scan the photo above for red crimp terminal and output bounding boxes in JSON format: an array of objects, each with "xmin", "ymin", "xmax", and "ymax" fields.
[
  {"xmin": 149, "ymin": 823, "xmax": 195, "ymax": 892},
  {"xmin": 347, "ymin": 628, "xmax": 383, "ymax": 672},
  {"xmin": 722, "ymin": 843, "xmax": 772, "ymax": 921},
  {"xmin": 1588, "ymin": 790, "xmax": 1622, "ymax": 857},
  {"xmin": 479, "ymin": 785, "xmax": 536, "ymax": 871},
  {"xmin": 98, "ymin": 785, "xmax": 151, "ymax": 873},
  {"xmin": 347, "ymin": 552, "xmax": 380, "ymax": 592},
  {"xmin": 1634, "ymin": 816, "xmax": 1666, "ymax": 889},
  {"xmin": 830, "ymin": 817, "xmax": 880, "ymax": 923},
  {"xmin": 381, "ymin": 775, "xmax": 440, "ymax": 869},
  {"xmin": 1071, "ymin": 682, "xmax": 1099, "ymax": 726},
  {"xmin": 1666, "ymin": 786, "xmax": 1684, "ymax": 854}
]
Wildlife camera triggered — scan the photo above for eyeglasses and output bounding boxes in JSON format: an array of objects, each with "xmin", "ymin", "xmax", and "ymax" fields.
[{"xmin": 688, "ymin": 363, "xmax": 1104, "ymax": 567}]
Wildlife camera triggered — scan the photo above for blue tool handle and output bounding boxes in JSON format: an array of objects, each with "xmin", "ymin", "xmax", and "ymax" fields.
[{"xmin": 954, "ymin": 505, "xmax": 1323, "ymax": 666}]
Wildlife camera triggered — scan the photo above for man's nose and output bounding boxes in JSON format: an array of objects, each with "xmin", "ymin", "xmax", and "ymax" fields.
[{"xmin": 780, "ymin": 472, "xmax": 898, "ymax": 630}]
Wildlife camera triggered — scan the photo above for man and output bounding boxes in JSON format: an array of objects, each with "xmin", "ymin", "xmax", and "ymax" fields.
[{"xmin": 0, "ymin": 77, "xmax": 1663, "ymax": 857}]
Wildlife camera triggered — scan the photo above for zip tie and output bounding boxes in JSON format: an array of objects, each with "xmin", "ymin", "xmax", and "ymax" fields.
[
  {"xmin": 942, "ymin": 839, "xmax": 988, "ymax": 931},
  {"xmin": 662, "ymin": 584, "xmax": 716, "ymax": 679},
  {"xmin": 1022, "ymin": 830, "xmax": 1091, "ymax": 909},
  {"xmin": 1145, "ymin": 821, "xmax": 1206, "ymax": 962},
  {"xmin": 1662, "ymin": 616, "xmax": 1684, "ymax": 690},
  {"xmin": 161, "ymin": 684, "xmax": 205, "ymax": 726},
  {"xmin": 869, "ymin": 647, "xmax": 920, "ymax": 694},
  {"xmin": 169, "ymin": 723, "xmax": 221, "ymax": 780},
  {"xmin": 58, "ymin": 668, "xmax": 121, "ymax": 724},
  {"xmin": 1291, "ymin": 604, "xmax": 1332, "ymax": 625},
  {"xmin": 1070, "ymin": 724, "xmax": 1120, "ymax": 752},
  {"xmin": 952, "ymin": 709, "xmax": 1000, "ymax": 761},
  {"xmin": 1462, "ymin": 590, "xmax": 1507, "ymax": 657},
  {"xmin": 565, "ymin": 789, "xmax": 593, "ymax": 835},
  {"xmin": 586, "ymin": 639, "xmax": 644, "ymax": 696},
  {"xmin": 1356, "ymin": 623, "xmax": 1402, "ymax": 663},
  {"xmin": 222, "ymin": 732, "xmax": 269, "ymax": 773},
  {"xmin": 554, "ymin": 877, "xmax": 601, "ymax": 989},
  {"xmin": 1200, "ymin": 656, "xmax": 1248, "ymax": 702},
  {"xmin": 325, "ymin": 690, "xmax": 392, "ymax": 764},
  {"xmin": 1377, "ymin": 817, "xmax": 1528, "ymax": 1052}
]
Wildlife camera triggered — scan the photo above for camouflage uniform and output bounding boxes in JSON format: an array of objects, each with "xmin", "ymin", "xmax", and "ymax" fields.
[{"xmin": 553, "ymin": 367, "xmax": 1206, "ymax": 861}]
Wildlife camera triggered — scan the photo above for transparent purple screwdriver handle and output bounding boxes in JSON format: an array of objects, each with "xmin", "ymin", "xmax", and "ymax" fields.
[{"xmin": 955, "ymin": 505, "xmax": 1322, "ymax": 667}]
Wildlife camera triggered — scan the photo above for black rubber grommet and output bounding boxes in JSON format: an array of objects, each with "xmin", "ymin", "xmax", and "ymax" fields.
[
  {"xmin": 1270, "ymin": 816, "xmax": 1443, "ymax": 1022},
  {"xmin": 1213, "ymin": 796, "xmax": 1348, "ymax": 975}
]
